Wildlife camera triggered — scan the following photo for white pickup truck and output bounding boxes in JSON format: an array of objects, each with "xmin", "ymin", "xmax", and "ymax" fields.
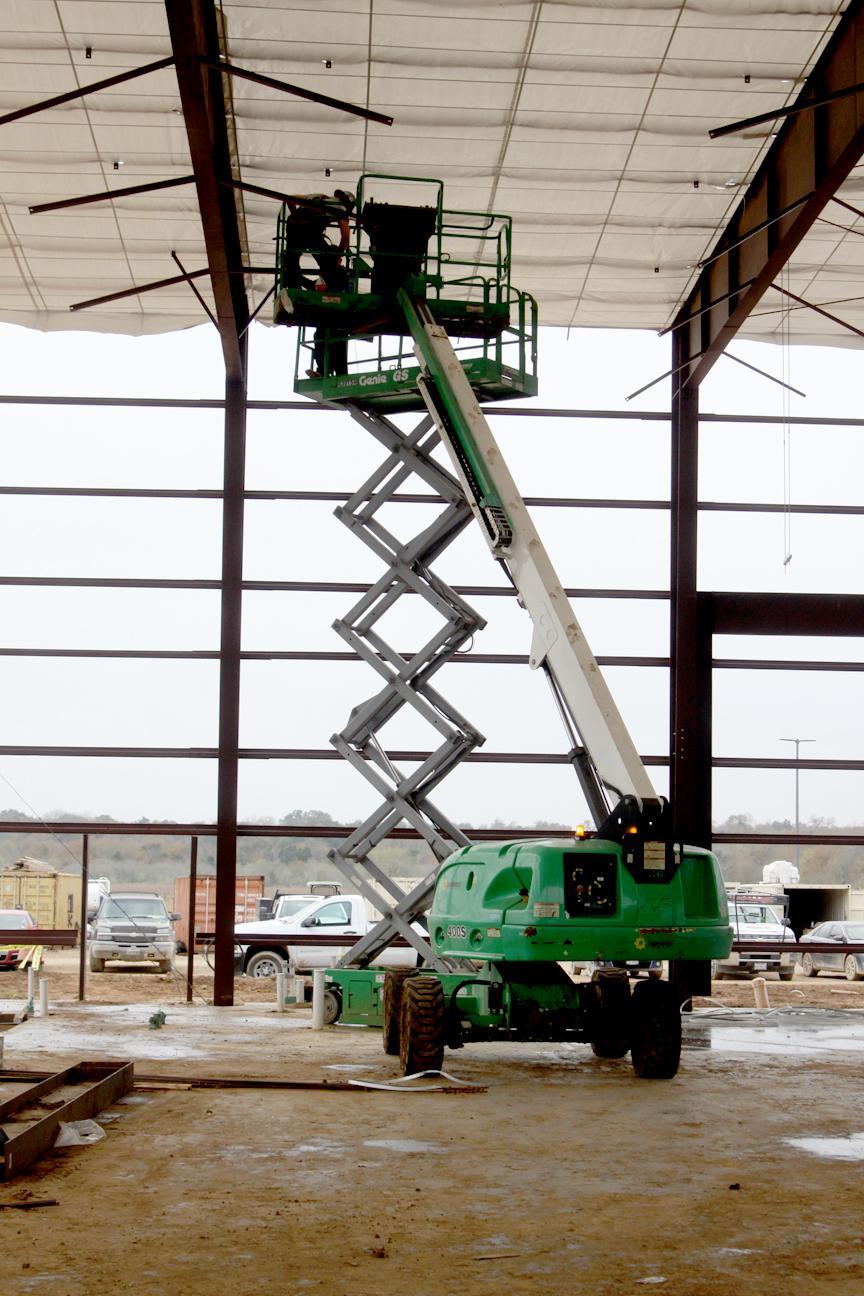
[
  {"xmin": 234, "ymin": 892, "xmax": 419, "ymax": 978},
  {"xmin": 713, "ymin": 900, "xmax": 796, "ymax": 981}
]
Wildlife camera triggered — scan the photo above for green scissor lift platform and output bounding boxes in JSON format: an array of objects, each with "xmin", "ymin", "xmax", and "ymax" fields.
[
  {"xmin": 273, "ymin": 174, "xmax": 537, "ymax": 411},
  {"xmin": 273, "ymin": 175, "xmax": 730, "ymax": 1080}
]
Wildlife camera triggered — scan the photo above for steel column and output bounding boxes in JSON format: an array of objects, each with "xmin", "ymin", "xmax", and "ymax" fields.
[
  {"xmin": 669, "ymin": 336, "xmax": 712, "ymax": 851},
  {"xmin": 77, "ymin": 833, "xmax": 88, "ymax": 1002},
  {"xmin": 186, "ymin": 836, "xmax": 198, "ymax": 1005},
  {"xmin": 213, "ymin": 360, "xmax": 247, "ymax": 1006}
]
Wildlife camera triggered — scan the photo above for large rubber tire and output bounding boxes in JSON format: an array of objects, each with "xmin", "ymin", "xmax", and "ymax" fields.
[
  {"xmin": 845, "ymin": 955, "xmax": 863, "ymax": 982},
  {"xmin": 801, "ymin": 953, "xmax": 817, "ymax": 978},
  {"xmin": 399, "ymin": 976, "xmax": 445, "ymax": 1076},
  {"xmin": 322, "ymin": 988, "xmax": 342, "ymax": 1025},
  {"xmin": 630, "ymin": 979, "xmax": 681, "ymax": 1080},
  {"xmin": 89, "ymin": 954, "xmax": 105, "ymax": 973},
  {"xmin": 245, "ymin": 949, "xmax": 288, "ymax": 978},
  {"xmin": 382, "ymin": 970, "xmax": 412, "ymax": 1056},
  {"xmin": 590, "ymin": 969, "xmax": 631, "ymax": 1059}
]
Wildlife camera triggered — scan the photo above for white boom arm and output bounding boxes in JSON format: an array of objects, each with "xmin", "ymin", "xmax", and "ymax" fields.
[{"xmin": 408, "ymin": 307, "xmax": 658, "ymax": 818}]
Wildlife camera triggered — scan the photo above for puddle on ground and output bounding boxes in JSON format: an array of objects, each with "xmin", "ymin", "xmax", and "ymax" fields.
[
  {"xmin": 786, "ymin": 1132, "xmax": 864, "ymax": 1161},
  {"xmin": 363, "ymin": 1137, "xmax": 444, "ymax": 1154},
  {"xmin": 684, "ymin": 1010, "xmax": 864, "ymax": 1059}
]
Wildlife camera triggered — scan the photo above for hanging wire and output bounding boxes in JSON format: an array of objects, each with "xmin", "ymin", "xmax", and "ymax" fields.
[{"xmin": 781, "ymin": 263, "xmax": 793, "ymax": 571}]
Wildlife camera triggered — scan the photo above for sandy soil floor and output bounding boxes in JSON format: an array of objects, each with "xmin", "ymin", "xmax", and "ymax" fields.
[{"xmin": 2, "ymin": 965, "xmax": 864, "ymax": 1296}]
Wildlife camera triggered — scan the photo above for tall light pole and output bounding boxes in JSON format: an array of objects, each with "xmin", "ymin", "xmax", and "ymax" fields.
[{"xmin": 780, "ymin": 737, "xmax": 815, "ymax": 870}]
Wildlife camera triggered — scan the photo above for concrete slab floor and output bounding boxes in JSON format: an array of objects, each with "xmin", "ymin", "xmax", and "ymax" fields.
[{"xmin": 1, "ymin": 1003, "xmax": 863, "ymax": 1296}]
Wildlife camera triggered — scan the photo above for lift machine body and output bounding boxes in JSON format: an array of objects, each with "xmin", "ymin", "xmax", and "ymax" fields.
[{"xmin": 274, "ymin": 175, "xmax": 730, "ymax": 1079}]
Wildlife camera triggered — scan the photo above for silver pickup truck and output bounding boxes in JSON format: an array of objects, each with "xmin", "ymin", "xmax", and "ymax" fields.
[{"xmin": 90, "ymin": 892, "xmax": 179, "ymax": 973}]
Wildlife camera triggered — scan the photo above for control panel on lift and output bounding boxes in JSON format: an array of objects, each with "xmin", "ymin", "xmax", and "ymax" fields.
[{"xmin": 564, "ymin": 854, "xmax": 618, "ymax": 916}]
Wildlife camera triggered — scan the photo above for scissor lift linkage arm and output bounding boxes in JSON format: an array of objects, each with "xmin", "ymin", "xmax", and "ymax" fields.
[{"xmin": 399, "ymin": 289, "xmax": 659, "ymax": 826}]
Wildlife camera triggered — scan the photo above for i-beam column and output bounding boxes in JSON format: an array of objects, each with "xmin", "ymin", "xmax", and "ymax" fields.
[
  {"xmin": 213, "ymin": 354, "xmax": 248, "ymax": 1004},
  {"xmin": 669, "ymin": 331, "xmax": 712, "ymax": 851},
  {"xmin": 166, "ymin": 0, "xmax": 251, "ymax": 1003}
]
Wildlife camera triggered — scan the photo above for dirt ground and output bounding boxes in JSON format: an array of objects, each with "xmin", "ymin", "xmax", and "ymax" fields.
[{"xmin": 2, "ymin": 962, "xmax": 864, "ymax": 1296}]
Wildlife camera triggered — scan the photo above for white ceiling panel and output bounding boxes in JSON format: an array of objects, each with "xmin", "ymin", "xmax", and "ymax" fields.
[{"xmin": 0, "ymin": 0, "xmax": 859, "ymax": 346}]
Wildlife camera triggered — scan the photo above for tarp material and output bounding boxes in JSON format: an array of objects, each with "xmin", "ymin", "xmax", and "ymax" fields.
[{"xmin": 0, "ymin": 1, "xmax": 858, "ymax": 343}]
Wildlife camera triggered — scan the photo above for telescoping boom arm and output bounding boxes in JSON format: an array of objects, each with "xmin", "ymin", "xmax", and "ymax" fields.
[{"xmin": 398, "ymin": 289, "xmax": 659, "ymax": 829}]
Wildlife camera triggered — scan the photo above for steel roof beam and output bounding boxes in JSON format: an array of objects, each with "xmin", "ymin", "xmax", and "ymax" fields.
[
  {"xmin": 707, "ymin": 591, "xmax": 864, "ymax": 636},
  {"xmin": 671, "ymin": 0, "xmax": 864, "ymax": 388},
  {"xmin": 165, "ymin": 0, "xmax": 249, "ymax": 380}
]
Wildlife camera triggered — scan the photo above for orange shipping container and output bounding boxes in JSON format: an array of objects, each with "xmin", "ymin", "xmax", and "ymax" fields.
[{"xmin": 172, "ymin": 874, "xmax": 265, "ymax": 952}]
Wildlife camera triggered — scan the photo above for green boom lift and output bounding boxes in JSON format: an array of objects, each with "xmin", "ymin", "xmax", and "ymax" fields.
[{"xmin": 274, "ymin": 175, "xmax": 730, "ymax": 1079}]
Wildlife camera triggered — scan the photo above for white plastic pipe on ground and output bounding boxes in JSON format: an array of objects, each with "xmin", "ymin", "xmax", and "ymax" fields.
[
  {"xmin": 27, "ymin": 967, "xmax": 35, "ymax": 1012},
  {"xmin": 38, "ymin": 977, "xmax": 49, "ymax": 1017},
  {"xmin": 752, "ymin": 977, "xmax": 770, "ymax": 1010},
  {"xmin": 275, "ymin": 971, "xmax": 286, "ymax": 1013},
  {"xmin": 311, "ymin": 968, "xmax": 327, "ymax": 1028}
]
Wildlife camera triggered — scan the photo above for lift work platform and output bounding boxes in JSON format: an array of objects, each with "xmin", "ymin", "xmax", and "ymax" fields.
[
  {"xmin": 274, "ymin": 175, "xmax": 537, "ymax": 411},
  {"xmin": 273, "ymin": 176, "xmax": 730, "ymax": 1079}
]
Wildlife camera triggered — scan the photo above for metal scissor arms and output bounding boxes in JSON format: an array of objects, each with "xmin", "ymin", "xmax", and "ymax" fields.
[{"xmin": 327, "ymin": 402, "xmax": 484, "ymax": 970}]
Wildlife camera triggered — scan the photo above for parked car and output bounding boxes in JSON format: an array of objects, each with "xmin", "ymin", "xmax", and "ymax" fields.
[
  {"xmin": 799, "ymin": 921, "xmax": 864, "ymax": 981},
  {"xmin": 89, "ymin": 893, "xmax": 179, "ymax": 973},
  {"xmin": 713, "ymin": 900, "xmax": 796, "ymax": 980},
  {"xmin": 234, "ymin": 893, "xmax": 420, "ymax": 978},
  {"xmin": 0, "ymin": 908, "xmax": 36, "ymax": 971}
]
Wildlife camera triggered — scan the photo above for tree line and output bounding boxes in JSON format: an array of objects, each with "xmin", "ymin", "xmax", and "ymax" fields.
[{"xmin": 1, "ymin": 808, "xmax": 862, "ymax": 893}]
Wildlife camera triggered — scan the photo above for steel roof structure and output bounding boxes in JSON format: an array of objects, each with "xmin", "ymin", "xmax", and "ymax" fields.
[{"xmin": 1, "ymin": 1, "xmax": 863, "ymax": 345}]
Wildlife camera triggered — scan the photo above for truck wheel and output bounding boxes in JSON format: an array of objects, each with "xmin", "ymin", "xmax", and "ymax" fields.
[
  {"xmin": 590, "ymin": 969, "xmax": 631, "ymax": 1059},
  {"xmin": 778, "ymin": 967, "xmax": 794, "ymax": 982},
  {"xmin": 399, "ymin": 976, "xmax": 445, "ymax": 1075},
  {"xmin": 630, "ymin": 979, "xmax": 681, "ymax": 1080},
  {"xmin": 89, "ymin": 954, "xmax": 105, "ymax": 973},
  {"xmin": 322, "ymin": 988, "xmax": 342, "ymax": 1025},
  {"xmin": 245, "ymin": 950, "xmax": 288, "ymax": 978},
  {"xmin": 801, "ymin": 953, "xmax": 817, "ymax": 977},
  {"xmin": 845, "ymin": 955, "xmax": 863, "ymax": 982},
  {"xmin": 157, "ymin": 959, "xmax": 174, "ymax": 974},
  {"xmin": 382, "ymin": 970, "xmax": 412, "ymax": 1056}
]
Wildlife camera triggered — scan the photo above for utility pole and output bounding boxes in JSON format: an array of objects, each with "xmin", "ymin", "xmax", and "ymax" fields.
[{"xmin": 780, "ymin": 737, "xmax": 815, "ymax": 870}]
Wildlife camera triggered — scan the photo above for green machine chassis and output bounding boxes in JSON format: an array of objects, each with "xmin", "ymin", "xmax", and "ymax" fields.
[{"xmin": 325, "ymin": 837, "xmax": 731, "ymax": 1079}]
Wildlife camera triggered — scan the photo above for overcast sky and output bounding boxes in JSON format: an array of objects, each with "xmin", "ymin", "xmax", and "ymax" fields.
[{"xmin": 0, "ymin": 317, "xmax": 862, "ymax": 831}]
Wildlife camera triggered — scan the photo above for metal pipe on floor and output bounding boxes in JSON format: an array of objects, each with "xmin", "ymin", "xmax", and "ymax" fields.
[
  {"xmin": 78, "ymin": 834, "xmax": 88, "ymax": 1003},
  {"xmin": 186, "ymin": 836, "xmax": 198, "ymax": 1005}
]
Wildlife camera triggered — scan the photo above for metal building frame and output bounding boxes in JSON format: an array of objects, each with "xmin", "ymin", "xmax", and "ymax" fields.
[{"xmin": 2, "ymin": 0, "xmax": 864, "ymax": 1003}]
